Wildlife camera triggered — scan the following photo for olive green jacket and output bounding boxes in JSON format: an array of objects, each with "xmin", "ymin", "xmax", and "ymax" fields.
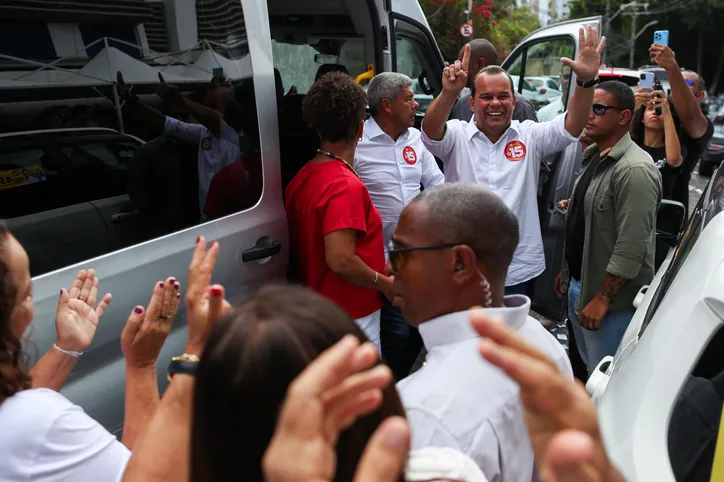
[{"xmin": 560, "ymin": 133, "xmax": 662, "ymax": 313}]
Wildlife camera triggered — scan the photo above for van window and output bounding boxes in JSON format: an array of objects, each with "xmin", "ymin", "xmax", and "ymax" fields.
[
  {"xmin": 272, "ymin": 37, "xmax": 367, "ymax": 94},
  {"xmin": 0, "ymin": 0, "xmax": 263, "ymax": 276},
  {"xmin": 506, "ymin": 37, "xmax": 575, "ymax": 119}
]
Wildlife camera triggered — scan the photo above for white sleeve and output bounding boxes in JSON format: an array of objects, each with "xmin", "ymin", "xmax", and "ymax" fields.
[
  {"xmin": 219, "ymin": 119, "xmax": 241, "ymax": 145},
  {"xmin": 164, "ymin": 116, "xmax": 206, "ymax": 144},
  {"xmin": 526, "ymin": 112, "xmax": 579, "ymax": 157},
  {"xmin": 420, "ymin": 119, "xmax": 464, "ymax": 161},
  {"xmin": 31, "ymin": 404, "xmax": 130, "ymax": 482},
  {"xmin": 405, "ymin": 406, "xmax": 462, "ymax": 452},
  {"xmin": 419, "ymin": 145, "xmax": 444, "ymax": 188}
]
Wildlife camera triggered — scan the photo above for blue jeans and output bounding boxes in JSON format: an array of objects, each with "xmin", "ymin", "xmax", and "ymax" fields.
[
  {"xmin": 380, "ymin": 298, "xmax": 422, "ymax": 381},
  {"xmin": 505, "ymin": 281, "xmax": 529, "ymax": 296},
  {"xmin": 568, "ymin": 279, "xmax": 634, "ymax": 373}
]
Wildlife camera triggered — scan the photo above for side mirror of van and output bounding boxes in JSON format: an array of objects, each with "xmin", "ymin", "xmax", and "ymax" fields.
[{"xmin": 656, "ymin": 199, "xmax": 686, "ymax": 246}]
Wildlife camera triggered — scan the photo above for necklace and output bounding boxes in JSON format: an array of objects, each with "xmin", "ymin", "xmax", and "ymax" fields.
[{"xmin": 316, "ymin": 149, "xmax": 360, "ymax": 179}]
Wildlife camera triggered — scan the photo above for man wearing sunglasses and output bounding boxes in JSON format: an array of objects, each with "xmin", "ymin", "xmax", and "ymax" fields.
[
  {"xmin": 421, "ymin": 26, "xmax": 604, "ymax": 297},
  {"xmin": 391, "ymin": 182, "xmax": 572, "ymax": 481},
  {"xmin": 556, "ymin": 80, "xmax": 662, "ymax": 375}
]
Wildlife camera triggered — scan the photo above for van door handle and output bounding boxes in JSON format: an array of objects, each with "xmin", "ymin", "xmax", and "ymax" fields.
[
  {"xmin": 111, "ymin": 210, "xmax": 138, "ymax": 223},
  {"xmin": 242, "ymin": 236, "xmax": 282, "ymax": 262}
]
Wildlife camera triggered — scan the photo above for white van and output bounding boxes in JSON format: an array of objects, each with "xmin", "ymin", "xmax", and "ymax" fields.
[{"xmin": 0, "ymin": 1, "xmax": 600, "ymax": 435}]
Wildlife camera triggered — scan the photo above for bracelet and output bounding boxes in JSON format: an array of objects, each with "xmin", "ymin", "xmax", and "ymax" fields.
[
  {"xmin": 576, "ymin": 77, "xmax": 599, "ymax": 88},
  {"xmin": 367, "ymin": 271, "xmax": 379, "ymax": 288},
  {"xmin": 53, "ymin": 343, "xmax": 83, "ymax": 358}
]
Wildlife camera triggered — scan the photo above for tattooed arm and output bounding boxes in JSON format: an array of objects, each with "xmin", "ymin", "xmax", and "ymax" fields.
[
  {"xmin": 579, "ymin": 274, "xmax": 627, "ymax": 331},
  {"xmin": 600, "ymin": 273, "xmax": 626, "ymax": 300}
]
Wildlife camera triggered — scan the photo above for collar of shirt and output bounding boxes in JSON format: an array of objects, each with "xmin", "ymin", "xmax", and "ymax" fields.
[
  {"xmin": 364, "ymin": 116, "xmax": 410, "ymax": 143},
  {"xmin": 584, "ymin": 132, "xmax": 633, "ymax": 162},
  {"xmin": 464, "ymin": 118, "xmax": 522, "ymax": 143},
  {"xmin": 419, "ymin": 295, "xmax": 531, "ymax": 349}
]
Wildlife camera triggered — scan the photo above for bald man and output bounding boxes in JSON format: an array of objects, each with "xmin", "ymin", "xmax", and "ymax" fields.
[
  {"xmin": 451, "ymin": 39, "xmax": 538, "ymax": 122},
  {"xmin": 390, "ymin": 183, "xmax": 571, "ymax": 480}
]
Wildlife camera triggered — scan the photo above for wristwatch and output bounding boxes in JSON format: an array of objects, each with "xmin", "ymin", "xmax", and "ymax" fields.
[
  {"xmin": 576, "ymin": 77, "xmax": 599, "ymax": 88},
  {"xmin": 167, "ymin": 353, "xmax": 201, "ymax": 381}
]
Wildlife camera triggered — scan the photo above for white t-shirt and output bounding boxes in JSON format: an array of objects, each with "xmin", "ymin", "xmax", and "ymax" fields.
[
  {"xmin": 421, "ymin": 113, "xmax": 579, "ymax": 286},
  {"xmin": 163, "ymin": 117, "xmax": 241, "ymax": 214},
  {"xmin": 0, "ymin": 388, "xmax": 130, "ymax": 481}
]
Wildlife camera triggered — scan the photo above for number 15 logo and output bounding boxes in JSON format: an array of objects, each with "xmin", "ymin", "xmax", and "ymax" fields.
[{"xmin": 504, "ymin": 141, "xmax": 527, "ymax": 162}]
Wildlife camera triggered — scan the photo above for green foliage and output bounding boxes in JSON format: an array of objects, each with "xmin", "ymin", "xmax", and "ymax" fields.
[{"xmin": 418, "ymin": 0, "xmax": 540, "ymax": 62}]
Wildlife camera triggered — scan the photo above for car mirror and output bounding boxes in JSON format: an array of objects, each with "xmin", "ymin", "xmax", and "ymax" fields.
[{"xmin": 656, "ymin": 199, "xmax": 687, "ymax": 241}]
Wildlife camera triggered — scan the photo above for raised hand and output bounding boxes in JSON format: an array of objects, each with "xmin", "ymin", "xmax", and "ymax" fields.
[
  {"xmin": 562, "ymin": 25, "xmax": 605, "ymax": 84},
  {"xmin": 262, "ymin": 335, "xmax": 404, "ymax": 482},
  {"xmin": 470, "ymin": 311, "xmax": 625, "ymax": 482},
  {"xmin": 634, "ymin": 86, "xmax": 653, "ymax": 111},
  {"xmin": 649, "ymin": 90, "xmax": 671, "ymax": 116},
  {"xmin": 184, "ymin": 237, "xmax": 232, "ymax": 355},
  {"xmin": 122, "ymin": 277, "xmax": 182, "ymax": 369},
  {"xmin": 116, "ymin": 71, "xmax": 135, "ymax": 103},
  {"xmin": 649, "ymin": 44, "xmax": 678, "ymax": 71},
  {"xmin": 442, "ymin": 43, "xmax": 470, "ymax": 95},
  {"xmin": 156, "ymin": 72, "xmax": 184, "ymax": 107},
  {"xmin": 55, "ymin": 269, "xmax": 112, "ymax": 353}
]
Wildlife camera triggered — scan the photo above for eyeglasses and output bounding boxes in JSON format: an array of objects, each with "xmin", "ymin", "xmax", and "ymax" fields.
[
  {"xmin": 592, "ymin": 103, "xmax": 627, "ymax": 116},
  {"xmin": 388, "ymin": 241, "xmax": 459, "ymax": 272}
]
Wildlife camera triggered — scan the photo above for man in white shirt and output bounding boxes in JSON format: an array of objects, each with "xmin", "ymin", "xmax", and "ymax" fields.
[
  {"xmin": 355, "ymin": 72, "xmax": 444, "ymax": 380},
  {"xmin": 388, "ymin": 182, "xmax": 572, "ymax": 481},
  {"xmin": 421, "ymin": 26, "xmax": 605, "ymax": 295}
]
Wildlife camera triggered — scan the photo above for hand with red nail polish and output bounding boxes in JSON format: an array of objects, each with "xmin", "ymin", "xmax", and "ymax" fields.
[
  {"xmin": 185, "ymin": 237, "xmax": 232, "ymax": 356},
  {"xmin": 122, "ymin": 276, "xmax": 181, "ymax": 369}
]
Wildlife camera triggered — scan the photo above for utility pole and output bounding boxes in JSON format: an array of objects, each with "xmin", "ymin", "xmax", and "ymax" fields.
[{"xmin": 629, "ymin": 11, "xmax": 638, "ymax": 69}]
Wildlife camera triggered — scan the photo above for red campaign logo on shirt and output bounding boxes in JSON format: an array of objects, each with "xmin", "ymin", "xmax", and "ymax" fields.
[
  {"xmin": 402, "ymin": 146, "xmax": 418, "ymax": 165},
  {"xmin": 200, "ymin": 136, "xmax": 213, "ymax": 151},
  {"xmin": 504, "ymin": 140, "xmax": 527, "ymax": 162}
]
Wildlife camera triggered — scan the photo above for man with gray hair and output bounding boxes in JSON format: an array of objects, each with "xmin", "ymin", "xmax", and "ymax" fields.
[
  {"xmin": 355, "ymin": 71, "xmax": 443, "ymax": 381},
  {"xmin": 389, "ymin": 182, "xmax": 572, "ymax": 480}
]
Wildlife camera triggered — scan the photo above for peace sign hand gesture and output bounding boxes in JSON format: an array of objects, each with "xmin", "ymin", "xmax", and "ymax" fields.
[
  {"xmin": 562, "ymin": 25, "xmax": 606, "ymax": 84},
  {"xmin": 442, "ymin": 43, "xmax": 470, "ymax": 95}
]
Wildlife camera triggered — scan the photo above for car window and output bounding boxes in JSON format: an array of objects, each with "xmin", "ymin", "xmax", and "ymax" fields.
[
  {"xmin": 395, "ymin": 36, "xmax": 434, "ymax": 115},
  {"xmin": 639, "ymin": 189, "xmax": 707, "ymax": 336},
  {"xmin": 271, "ymin": 37, "xmax": 366, "ymax": 95},
  {"xmin": 0, "ymin": 0, "xmax": 263, "ymax": 276},
  {"xmin": 507, "ymin": 37, "xmax": 575, "ymax": 119}
]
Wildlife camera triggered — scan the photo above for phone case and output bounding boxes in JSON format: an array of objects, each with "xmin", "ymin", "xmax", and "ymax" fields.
[
  {"xmin": 653, "ymin": 30, "xmax": 669, "ymax": 46},
  {"xmin": 639, "ymin": 72, "xmax": 655, "ymax": 89}
]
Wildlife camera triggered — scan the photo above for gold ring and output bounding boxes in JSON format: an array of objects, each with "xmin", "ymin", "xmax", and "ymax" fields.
[
  {"xmin": 78, "ymin": 296, "xmax": 87, "ymax": 302},
  {"xmin": 159, "ymin": 314, "xmax": 170, "ymax": 320}
]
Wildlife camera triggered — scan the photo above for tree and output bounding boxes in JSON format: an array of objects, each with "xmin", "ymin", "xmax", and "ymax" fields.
[{"xmin": 418, "ymin": 0, "xmax": 540, "ymax": 62}]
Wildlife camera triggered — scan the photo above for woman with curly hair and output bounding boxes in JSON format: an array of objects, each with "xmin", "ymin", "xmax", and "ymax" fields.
[
  {"xmin": 0, "ymin": 221, "xmax": 182, "ymax": 481},
  {"xmin": 285, "ymin": 72, "xmax": 393, "ymax": 349}
]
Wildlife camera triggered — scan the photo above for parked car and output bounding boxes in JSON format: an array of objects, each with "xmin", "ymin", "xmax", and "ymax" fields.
[
  {"xmin": 698, "ymin": 123, "xmax": 724, "ymax": 176},
  {"xmin": 598, "ymin": 67, "xmax": 641, "ymax": 90},
  {"xmin": 584, "ymin": 166, "xmax": 724, "ymax": 481}
]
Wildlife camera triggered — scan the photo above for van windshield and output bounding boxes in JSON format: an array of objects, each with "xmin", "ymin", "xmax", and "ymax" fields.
[{"xmin": 272, "ymin": 38, "xmax": 366, "ymax": 94}]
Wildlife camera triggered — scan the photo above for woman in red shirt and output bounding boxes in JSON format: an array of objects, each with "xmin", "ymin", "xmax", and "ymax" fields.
[{"xmin": 285, "ymin": 72, "xmax": 393, "ymax": 349}]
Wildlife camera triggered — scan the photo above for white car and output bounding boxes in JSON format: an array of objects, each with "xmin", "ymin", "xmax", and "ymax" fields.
[{"xmin": 587, "ymin": 166, "xmax": 724, "ymax": 481}]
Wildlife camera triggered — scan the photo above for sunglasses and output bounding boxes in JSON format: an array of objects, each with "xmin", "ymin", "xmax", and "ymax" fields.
[
  {"xmin": 685, "ymin": 79, "xmax": 695, "ymax": 86},
  {"xmin": 388, "ymin": 241, "xmax": 458, "ymax": 272},
  {"xmin": 592, "ymin": 103, "xmax": 627, "ymax": 116}
]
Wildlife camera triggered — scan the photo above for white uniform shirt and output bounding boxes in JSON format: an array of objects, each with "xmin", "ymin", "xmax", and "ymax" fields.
[
  {"xmin": 0, "ymin": 388, "xmax": 130, "ymax": 481},
  {"xmin": 537, "ymin": 97, "xmax": 565, "ymax": 122},
  {"xmin": 397, "ymin": 296, "xmax": 572, "ymax": 482},
  {"xmin": 164, "ymin": 116, "xmax": 241, "ymax": 214},
  {"xmin": 355, "ymin": 117, "xmax": 444, "ymax": 256},
  {"xmin": 421, "ymin": 113, "xmax": 579, "ymax": 285}
]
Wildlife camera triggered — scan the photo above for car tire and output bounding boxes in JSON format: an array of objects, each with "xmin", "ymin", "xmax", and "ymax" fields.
[{"xmin": 699, "ymin": 160, "xmax": 715, "ymax": 177}]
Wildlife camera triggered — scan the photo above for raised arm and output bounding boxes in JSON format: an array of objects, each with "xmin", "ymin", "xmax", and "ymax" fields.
[
  {"xmin": 562, "ymin": 25, "xmax": 606, "ymax": 137},
  {"xmin": 650, "ymin": 45, "xmax": 708, "ymax": 139},
  {"xmin": 422, "ymin": 44, "xmax": 470, "ymax": 141},
  {"xmin": 655, "ymin": 93, "xmax": 684, "ymax": 168},
  {"xmin": 116, "ymin": 72, "xmax": 166, "ymax": 134},
  {"xmin": 157, "ymin": 73, "xmax": 225, "ymax": 137}
]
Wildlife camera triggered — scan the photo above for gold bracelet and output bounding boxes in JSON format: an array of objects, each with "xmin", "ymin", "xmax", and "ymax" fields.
[{"xmin": 367, "ymin": 271, "xmax": 379, "ymax": 288}]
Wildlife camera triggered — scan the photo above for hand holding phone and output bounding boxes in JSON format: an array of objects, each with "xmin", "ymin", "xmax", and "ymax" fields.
[
  {"xmin": 639, "ymin": 72, "xmax": 655, "ymax": 89},
  {"xmin": 653, "ymin": 79, "xmax": 663, "ymax": 115}
]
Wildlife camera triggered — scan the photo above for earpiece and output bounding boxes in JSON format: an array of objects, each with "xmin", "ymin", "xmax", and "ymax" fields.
[{"xmin": 455, "ymin": 262, "xmax": 463, "ymax": 271}]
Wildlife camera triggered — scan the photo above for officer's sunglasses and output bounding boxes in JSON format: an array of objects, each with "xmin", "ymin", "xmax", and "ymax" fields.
[
  {"xmin": 388, "ymin": 241, "xmax": 458, "ymax": 272},
  {"xmin": 592, "ymin": 103, "xmax": 627, "ymax": 116}
]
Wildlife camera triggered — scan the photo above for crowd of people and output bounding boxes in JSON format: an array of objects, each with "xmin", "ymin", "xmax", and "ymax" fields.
[{"xmin": 0, "ymin": 23, "xmax": 716, "ymax": 482}]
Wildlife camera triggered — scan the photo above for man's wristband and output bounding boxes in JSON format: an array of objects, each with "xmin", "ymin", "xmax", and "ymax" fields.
[{"xmin": 576, "ymin": 77, "xmax": 599, "ymax": 88}]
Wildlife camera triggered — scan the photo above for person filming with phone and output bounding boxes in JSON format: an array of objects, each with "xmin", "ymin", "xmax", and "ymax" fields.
[{"xmin": 634, "ymin": 30, "xmax": 713, "ymax": 210}]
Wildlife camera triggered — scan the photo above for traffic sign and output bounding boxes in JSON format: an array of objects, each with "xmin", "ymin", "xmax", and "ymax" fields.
[{"xmin": 460, "ymin": 22, "xmax": 474, "ymax": 38}]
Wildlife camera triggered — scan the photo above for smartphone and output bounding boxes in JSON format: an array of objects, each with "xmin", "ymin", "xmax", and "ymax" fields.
[
  {"xmin": 653, "ymin": 79, "xmax": 664, "ymax": 115},
  {"xmin": 653, "ymin": 30, "xmax": 669, "ymax": 46},
  {"xmin": 639, "ymin": 72, "xmax": 655, "ymax": 89}
]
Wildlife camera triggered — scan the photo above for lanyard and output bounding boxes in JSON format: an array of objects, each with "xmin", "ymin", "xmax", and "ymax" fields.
[{"xmin": 317, "ymin": 149, "xmax": 360, "ymax": 179}]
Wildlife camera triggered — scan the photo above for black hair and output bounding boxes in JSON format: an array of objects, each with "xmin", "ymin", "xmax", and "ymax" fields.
[
  {"xmin": 596, "ymin": 80, "xmax": 636, "ymax": 112},
  {"xmin": 302, "ymin": 72, "xmax": 367, "ymax": 144},
  {"xmin": 470, "ymin": 65, "xmax": 515, "ymax": 100}
]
